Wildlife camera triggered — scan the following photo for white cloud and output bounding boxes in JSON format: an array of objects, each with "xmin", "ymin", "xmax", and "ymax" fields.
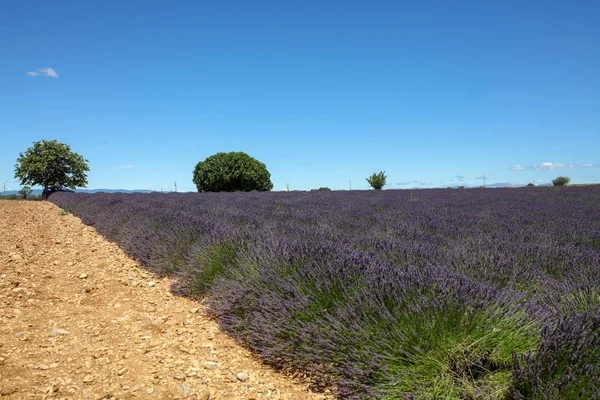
[
  {"xmin": 27, "ymin": 67, "xmax": 59, "ymax": 78},
  {"xmin": 396, "ymin": 180, "xmax": 433, "ymax": 186},
  {"xmin": 113, "ymin": 164, "xmax": 135, "ymax": 170},
  {"xmin": 510, "ymin": 162, "xmax": 600, "ymax": 171},
  {"xmin": 533, "ymin": 162, "xmax": 570, "ymax": 170}
]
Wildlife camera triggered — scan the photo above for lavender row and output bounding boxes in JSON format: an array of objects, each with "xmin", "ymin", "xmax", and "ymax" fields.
[{"xmin": 50, "ymin": 187, "xmax": 600, "ymax": 399}]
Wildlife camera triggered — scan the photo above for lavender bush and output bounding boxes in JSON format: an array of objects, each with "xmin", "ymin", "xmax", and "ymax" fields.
[{"xmin": 50, "ymin": 187, "xmax": 600, "ymax": 399}]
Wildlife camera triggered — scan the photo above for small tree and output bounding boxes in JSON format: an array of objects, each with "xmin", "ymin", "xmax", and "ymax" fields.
[
  {"xmin": 193, "ymin": 152, "xmax": 273, "ymax": 192},
  {"xmin": 526, "ymin": 183, "xmax": 535, "ymax": 187},
  {"xmin": 366, "ymin": 171, "xmax": 387, "ymax": 190},
  {"xmin": 552, "ymin": 176, "xmax": 570, "ymax": 187},
  {"xmin": 19, "ymin": 185, "xmax": 32, "ymax": 199},
  {"xmin": 311, "ymin": 187, "xmax": 331, "ymax": 191},
  {"xmin": 14, "ymin": 140, "xmax": 89, "ymax": 199}
]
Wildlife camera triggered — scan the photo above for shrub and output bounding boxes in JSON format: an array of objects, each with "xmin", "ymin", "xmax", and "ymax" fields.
[
  {"xmin": 193, "ymin": 152, "xmax": 273, "ymax": 192},
  {"xmin": 366, "ymin": 171, "xmax": 387, "ymax": 190},
  {"xmin": 552, "ymin": 176, "xmax": 570, "ymax": 187},
  {"xmin": 311, "ymin": 187, "xmax": 332, "ymax": 191},
  {"xmin": 509, "ymin": 307, "xmax": 600, "ymax": 399},
  {"xmin": 526, "ymin": 183, "xmax": 535, "ymax": 187},
  {"xmin": 19, "ymin": 185, "xmax": 32, "ymax": 198}
]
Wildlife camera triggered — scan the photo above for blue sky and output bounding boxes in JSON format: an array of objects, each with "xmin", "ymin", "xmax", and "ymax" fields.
[{"xmin": 1, "ymin": 0, "xmax": 599, "ymax": 192}]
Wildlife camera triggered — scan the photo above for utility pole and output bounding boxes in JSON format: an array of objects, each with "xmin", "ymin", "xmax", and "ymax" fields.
[
  {"xmin": 483, "ymin": 173, "xmax": 486, "ymax": 188},
  {"xmin": 174, "ymin": 182, "xmax": 177, "ymax": 192},
  {"xmin": 3, "ymin": 181, "xmax": 6, "ymax": 197},
  {"xmin": 349, "ymin": 180, "xmax": 352, "ymax": 191}
]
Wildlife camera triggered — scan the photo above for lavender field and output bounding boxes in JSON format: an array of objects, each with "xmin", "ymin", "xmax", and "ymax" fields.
[{"xmin": 50, "ymin": 187, "xmax": 600, "ymax": 399}]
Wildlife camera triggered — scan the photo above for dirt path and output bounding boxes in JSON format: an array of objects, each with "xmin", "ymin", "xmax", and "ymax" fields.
[{"xmin": 0, "ymin": 201, "xmax": 327, "ymax": 400}]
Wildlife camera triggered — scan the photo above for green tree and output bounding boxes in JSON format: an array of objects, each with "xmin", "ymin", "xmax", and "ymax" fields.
[
  {"xmin": 552, "ymin": 176, "xmax": 570, "ymax": 187},
  {"xmin": 193, "ymin": 152, "xmax": 273, "ymax": 192},
  {"xmin": 19, "ymin": 185, "xmax": 32, "ymax": 199},
  {"xmin": 14, "ymin": 140, "xmax": 89, "ymax": 199},
  {"xmin": 311, "ymin": 187, "xmax": 331, "ymax": 191},
  {"xmin": 526, "ymin": 183, "xmax": 535, "ymax": 187},
  {"xmin": 366, "ymin": 171, "xmax": 387, "ymax": 190}
]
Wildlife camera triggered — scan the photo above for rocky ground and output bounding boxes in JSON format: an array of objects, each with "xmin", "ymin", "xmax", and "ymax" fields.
[{"xmin": 0, "ymin": 201, "xmax": 330, "ymax": 399}]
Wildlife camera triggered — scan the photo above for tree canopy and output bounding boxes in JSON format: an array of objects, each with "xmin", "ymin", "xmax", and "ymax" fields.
[
  {"xmin": 552, "ymin": 176, "xmax": 570, "ymax": 187},
  {"xmin": 193, "ymin": 152, "xmax": 273, "ymax": 192},
  {"xmin": 14, "ymin": 140, "xmax": 89, "ymax": 198},
  {"xmin": 366, "ymin": 171, "xmax": 387, "ymax": 190}
]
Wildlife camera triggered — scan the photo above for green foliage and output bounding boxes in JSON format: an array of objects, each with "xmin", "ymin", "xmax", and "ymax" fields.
[
  {"xmin": 14, "ymin": 140, "xmax": 89, "ymax": 198},
  {"xmin": 526, "ymin": 183, "xmax": 535, "ymax": 187},
  {"xmin": 19, "ymin": 185, "xmax": 32, "ymax": 198},
  {"xmin": 552, "ymin": 176, "xmax": 570, "ymax": 187},
  {"xmin": 458, "ymin": 185, "xmax": 465, "ymax": 189},
  {"xmin": 311, "ymin": 187, "xmax": 332, "ymax": 191},
  {"xmin": 366, "ymin": 171, "xmax": 387, "ymax": 190},
  {"xmin": 381, "ymin": 307, "xmax": 539, "ymax": 399},
  {"xmin": 189, "ymin": 243, "xmax": 238, "ymax": 297},
  {"xmin": 193, "ymin": 152, "xmax": 273, "ymax": 192}
]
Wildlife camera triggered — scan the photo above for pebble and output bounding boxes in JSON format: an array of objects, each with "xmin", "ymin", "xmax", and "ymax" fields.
[
  {"xmin": 203, "ymin": 361, "xmax": 218, "ymax": 370},
  {"xmin": 236, "ymin": 372, "xmax": 249, "ymax": 382},
  {"xmin": 49, "ymin": 328, "xmax": 70, "ymax": 337},
  {"xmin": 177, "ymin": 383, "xmax": 193, "ymax": 397},
  {"xmin": 147, "ymin": 281, "xmax": 156, "ymax": 287},
  {"xmin": 79, "ymin": 273, "xmax": 88, "ymax": 279},
  {"xmin": 189, "ymin": 308, "xmax": 200, "ymax": 314},
  {"xmin": 82, "ymin": 374, "xmax": 93, "ymax": 383},
  {"xmin": 197, "ymin": 389, "xmax": 211, "ymax": 400},
  {"xmin": 173, "ymin": 371, "xmax": 187, "ymax": 381}
]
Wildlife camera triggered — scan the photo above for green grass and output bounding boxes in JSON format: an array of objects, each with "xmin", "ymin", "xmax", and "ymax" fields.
[
  {"xmin": 380, "ymin": 306, "xmax": 540, "ymax": 399},
  {"xmin": 188, "ymin": 242, "xmax": 238, "ymax": 297}
]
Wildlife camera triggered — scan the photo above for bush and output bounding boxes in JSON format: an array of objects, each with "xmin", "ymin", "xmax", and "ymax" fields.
[
  {"xmin": 366, "ymin": 171, "xmax": 387, "ymax": 190},
  {"xmin": 526, "ymin": 183, "xmax": 535, "ymax": 187},
  {"xmin": 509, "ymin": 307, "xmax": 600, "ymax": 399},
  {"xmin": 311, "ymin": 187, "xmax": 331, "ymax": 191},
  {"xmin": 193, "ymin": 152, "xmax": 273, "ymax": 192},
  {"xmin": 19, "ymin": 185, "xmax": 32, "ymax": 198},
  {"xmin": 552, "ymin": 176, "xmax": 570, "ymax": 187}
]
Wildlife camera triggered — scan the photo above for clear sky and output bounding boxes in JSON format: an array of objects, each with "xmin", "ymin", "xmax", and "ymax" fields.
[{"xmin": 1, "ymin": 0, "xmax": 599, "ymax": 192}]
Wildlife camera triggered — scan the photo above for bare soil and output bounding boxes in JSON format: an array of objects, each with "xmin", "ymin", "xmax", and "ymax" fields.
[{"xmin": 0, "ymin": 201, "xmax": 329, "ymax": 399}]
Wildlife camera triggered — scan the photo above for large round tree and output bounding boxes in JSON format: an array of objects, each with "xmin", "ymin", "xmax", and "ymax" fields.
[
  {"xmin": 14, "ymin": 140, "xmax": 89, "ymax": 199},
  {"xmin": 193, "ymin": 152, "xmax": 273, "ymax": 192}
]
